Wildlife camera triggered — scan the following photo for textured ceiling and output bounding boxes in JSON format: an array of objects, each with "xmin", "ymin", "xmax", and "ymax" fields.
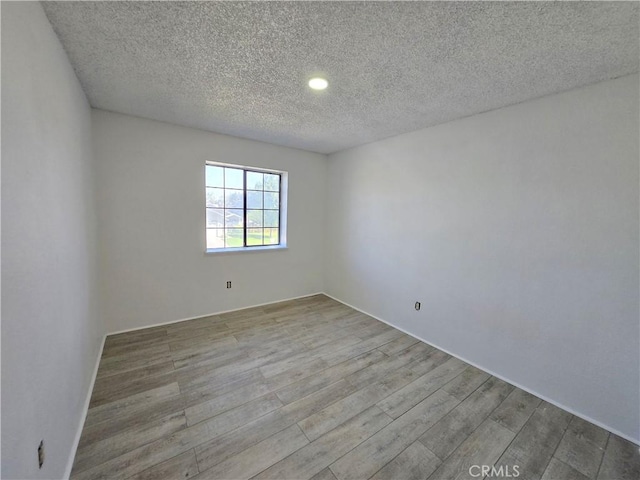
[{"xmin": 42, "ymin": 1, "xmax": 639, "ymax": 154}]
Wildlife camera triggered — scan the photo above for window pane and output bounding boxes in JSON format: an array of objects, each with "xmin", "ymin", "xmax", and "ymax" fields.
[
  {"xmin": 247, "ymin": 209, "xmax": 263, "ymax": 227},
  {"xmin": 206, "ymin": 188, "xmax": 224, "ymax": 207},
  {"xmin": 205, "ymin": 165, "xmax": 284, "ymax": 251},
  {"xmin": 264, "ymin": 210, "xmax": 279, "ymax": 228},
  {"xmin": 264, "ymin": 192, "xmax": 279, "ymax": 209},
  {"xmin": 207, "ymin": 208, "xmax": 224, "ymax": 227},
  {"xmin": 225, "ymin": 209, "xmax": 244, "ymax": 227},
  {"xmin": 247, "ymin": 191, "xmax": 263, "ymax": 209},
  {"xmin": 225, "ymin": 189, "xmax": 243, "ymax": 208},
  {"xmin": 206, "ymin": 229, "xmax": 225, "ymax": 249},
  {"xmin": 225, "ymin": 168, "xmax": 243, "ymax": 189},
  {"xmin": 264, "ymin": 174, "xmax": 280, "ymax": 192},
  {"xmin": 206, "ymin": 165, "xmax": 224, "ymax": 187},
  {"xmin": 247, "ymin": 171, "xmax": 264, "ymax": 190},
  {"xmin": 264, "ymin": 228, "xmax": 279, "ymax": 245},
  {"xmin": 247, "ymin": 228, "xmax": 263, "ymax": 246},
  {"xmin": 225, "ymin": 229, "xmax": 244, "ymax": 248}
]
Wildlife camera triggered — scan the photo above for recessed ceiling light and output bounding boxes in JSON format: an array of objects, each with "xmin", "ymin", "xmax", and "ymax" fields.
[{"xmin": 308, "ymin": 77, "xmax": 328, "ymax": 91}]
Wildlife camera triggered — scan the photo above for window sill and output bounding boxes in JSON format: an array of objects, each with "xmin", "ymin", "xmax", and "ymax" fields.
[{"xmin": 205, "ymin": 245, "xmax": 288, "ymax": 256}]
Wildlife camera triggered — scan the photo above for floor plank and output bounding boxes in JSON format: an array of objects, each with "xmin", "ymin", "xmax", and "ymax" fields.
[
  {"xmin": 376, "ymin": 334, "xmax": 420, "ymax": 356},
  {"xmin": 407, "ymin": 349, "xmax": 451, "ymax": 376},
  {"xmin": 377, "ymin": 357, "xmax": 468, "ymax": 419},
  {"xmin": 298, "ymin": 367, "xmax": 418, "ymax": 441},
  {"xmin": 185, "ymin": 392, "xmax": 281, "ymax": 428},
  {"xmin": 280, "ymin": 379, "xmax": 359, "ymax": 424},
  {"xmin": 254, "ymin": 406, "xmax": 392, "ymax": 479},
  {"xmin": 181, "ymin": 368, "xmax": 264, "ymax": 410},
  {"xmin": 490, "ymin": 387, "xmax": 541, "ymax": 433},
  {"xmin": 597, "ymin": 434, "xmax": 640, "ymax": 480},
  {"xmin": 441, "ymin": 365, "xmax": 490, "ymax": 401},
  {"xmin": 329, "ymin": 389, "xmax": 459, "ymax": 480},
  {"xmin": 78, "ymin": 394, "xmax": 185, "ymax": 450},
  {"xmin": 194, "ymin": 425, "xmax": 309, "ymax": 480},
  {"xmin": 184, "ymin": 381, "xmax": 272, "ymax": 425},
  {"xmin": 428, "ymin": 419, "xmax": 515, "ymax": 480},
  {"xmin": 370, "ymin": 441, "xmax": 442, "ymax": 480},
  {"xmin": 70, "ymin": 295, "xmax": 636, "ymax": 480},
  {"xmin": 73, "ymin": 411, "xmax": 186, "ymax": 474},
  {"xmin": 194, "ymin": 410, "xmax": 292, "ymax": 472},
  {"xmin": 493, "ymin": 401, "xmax": 572, "ymax": 480},
  {"xmin": 274, "ymin": 350, "xmax": 386, "ymax": 405},
  {"xmin": 128, "ymin": 449, "xmax": 199, "ymax": 480},
  {"xmin": 89, "ymin": 363, "xmax": 177, "ymax": 408},
  {"xmin": 84, "ymin": 382, "xmax": 180, "ymax": 428},
  {"xmin": 419, "ymin": 376, "xmax": 513, "ymax": 460},
  {"xmin": 554, "ymin": 416, "xmax": 608, "ymax": 479},
  {"xmin": 541, "ymin": 457, "xmax": 590, "ymax": 480},
  {"xmin": 310, "ymin": 468, "xmax": 338, "ymax": 480}
]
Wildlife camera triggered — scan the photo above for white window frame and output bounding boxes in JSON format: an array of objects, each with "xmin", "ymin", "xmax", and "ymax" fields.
[{"xmin": 205, "ymin": 161, "xmax": 288, "ymax": 254}]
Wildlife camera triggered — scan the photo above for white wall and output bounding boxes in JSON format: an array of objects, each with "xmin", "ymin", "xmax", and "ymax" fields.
[
  {"xmin": 325, "ymin": 74, "xmax": 640, "ymax": 442},
  {"xmin": 92, "ymin": 110, "xmax": 327, "ymax": 333},
  {"xmin": 1, "ymin": 2, "xmax": 102, "ymax": 479}
]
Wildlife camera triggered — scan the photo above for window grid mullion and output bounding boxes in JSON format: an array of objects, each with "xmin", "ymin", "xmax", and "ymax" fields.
[
  {"xmin": 223, "ymin": 167, "xmax": 227, "ymax": 248},
  {"xmin": 277, "ymin": 174, "xmax": 281, "ymax": 245},
  {"xmin": 243, "ymin": 170, "xmax": 247, "ymax": 247}
]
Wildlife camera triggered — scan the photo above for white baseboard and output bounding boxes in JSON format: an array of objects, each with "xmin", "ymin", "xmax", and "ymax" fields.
[
  {"xmin": 321, "ymin": 292, "xmax": 640, "ymax": 447},
  {"xmin": 106, "ymin": 292, "xmax": 325, "ymax": 336},
  {"xmin": 64, "ymin": 334, "xmax": 106, "ymax": 479}
]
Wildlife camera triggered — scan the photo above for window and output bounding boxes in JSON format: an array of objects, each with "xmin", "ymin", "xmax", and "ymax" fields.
[{"xmin": 205, "ymin": 162, "xmax": 285, "ymax": 251}]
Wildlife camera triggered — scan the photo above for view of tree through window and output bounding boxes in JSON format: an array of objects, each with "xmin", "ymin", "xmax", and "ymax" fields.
[{"xmin": 205, "ymin": 164, "xmax": 281, "ymax": 249}]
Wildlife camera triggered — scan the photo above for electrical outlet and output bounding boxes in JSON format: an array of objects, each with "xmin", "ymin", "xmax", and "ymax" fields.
[
  {"xmin": 226, "ymin": 281, "xmax": 232, "ymax": 289},
  {"xmin": 415, "ymin": 302, "xmax": 421, "ymax": 311},
  {"xmin": 38, "ymin": 440, "xmax": 44, "ymax": 469}
]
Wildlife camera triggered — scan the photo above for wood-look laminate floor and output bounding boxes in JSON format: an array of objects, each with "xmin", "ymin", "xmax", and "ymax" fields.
[{"xmin": 72, "ymin": 295, "xmax": 639, "ymax": 480}]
